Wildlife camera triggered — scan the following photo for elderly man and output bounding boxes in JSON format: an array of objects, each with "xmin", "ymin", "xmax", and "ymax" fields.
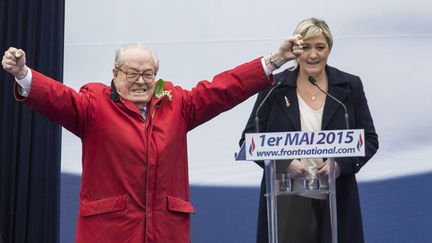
[{"xmin": 2, "ymin": 36, "xmax": 302, "ymax": 242}]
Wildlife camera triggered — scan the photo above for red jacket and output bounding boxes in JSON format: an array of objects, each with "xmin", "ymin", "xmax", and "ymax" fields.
[{"xmin": 16, "ymin": 58, "xmax": 272, "ymax": 242}]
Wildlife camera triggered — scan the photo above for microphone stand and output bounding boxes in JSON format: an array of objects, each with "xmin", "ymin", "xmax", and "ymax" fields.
[
  {"xmin": 308, "ymin": 76, "xmax": 349, "ymax": 129},
  {"xmin": 308, "ymin": 75, "xmax": 349, "ymax": 243},
  {"xmin": 253, "ymin": 81, "xmax": 282, "ymax": 243},
  {"xmin": 254, "ymin": 81, "xmax": 282, "ymax": 133}
]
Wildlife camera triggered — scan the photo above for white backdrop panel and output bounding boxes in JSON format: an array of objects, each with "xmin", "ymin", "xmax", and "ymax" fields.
[{"xmin": 63, "ymin": 0, "xmax": 432, "ymax": 186}]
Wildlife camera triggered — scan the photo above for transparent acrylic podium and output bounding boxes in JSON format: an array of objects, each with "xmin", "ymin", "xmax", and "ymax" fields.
[
  {"xmin": 237, "ymin": 129, "xmax": 365, "ymax": 243},
  {"xmin": 263, "ymin": 158, "xmax": 338, "ymax": 243}
]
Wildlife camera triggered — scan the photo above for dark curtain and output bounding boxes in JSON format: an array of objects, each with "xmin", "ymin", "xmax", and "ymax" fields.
[{"xmin": 0, "ymin": 0, "xmax": 65, "ymax": 242}]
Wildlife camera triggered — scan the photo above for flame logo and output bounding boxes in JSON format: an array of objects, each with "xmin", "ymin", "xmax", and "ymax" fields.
[
  {"xmin": 249, "ymin": 138, "xmax": 256, "ymax": 156},
  {"xmin": 357, "ymin": 133, "xmax": 364, "ymax": 151}
]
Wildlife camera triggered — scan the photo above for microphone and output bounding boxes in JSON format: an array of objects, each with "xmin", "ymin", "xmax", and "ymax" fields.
[
  {"xmin": 254, "ymin": 81, "xmax": 282, "ymax": 132},
  {"xmin": 308, "ymin": 76, "xmax": 349, "ymax": 129}
]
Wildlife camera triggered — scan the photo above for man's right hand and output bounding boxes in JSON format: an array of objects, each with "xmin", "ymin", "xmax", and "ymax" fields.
[{"xmin": 2, "ymin": 47, "xmax": 28, "ymax": 80}]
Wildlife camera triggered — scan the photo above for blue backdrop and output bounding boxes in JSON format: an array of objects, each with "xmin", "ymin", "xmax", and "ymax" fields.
[{"xmin": 61, "ymin": 172, "xmax": 432, "ymax": 242}]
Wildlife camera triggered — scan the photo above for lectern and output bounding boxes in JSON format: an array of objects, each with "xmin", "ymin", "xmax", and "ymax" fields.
[{"xmin": 237, "ymin": 129, "xmax": 365, "ymax": 243}]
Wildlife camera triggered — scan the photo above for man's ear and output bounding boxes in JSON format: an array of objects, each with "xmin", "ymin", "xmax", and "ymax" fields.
[
  {"xmin": 110, "ymin": 79, "xmax": 120, "ymax": 102},
  {"xmin": 112, "ymin": 68, "xmax": 118, "ymax": 78}
]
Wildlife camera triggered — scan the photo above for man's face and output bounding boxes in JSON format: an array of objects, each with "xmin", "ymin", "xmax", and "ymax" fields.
[{"xmin": 113, "ymin": 48, "xmax": 156, "ymax": 109}]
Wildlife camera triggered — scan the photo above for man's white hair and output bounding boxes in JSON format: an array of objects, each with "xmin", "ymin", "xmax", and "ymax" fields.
[{"xmin": 114, "ymin": 43, "xmax": 159, "ymax": 74}]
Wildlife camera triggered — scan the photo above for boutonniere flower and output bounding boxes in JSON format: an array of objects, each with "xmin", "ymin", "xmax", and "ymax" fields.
[{"xmin": 154, "ymin": 79, "xmax": 172, "ymax": 101}]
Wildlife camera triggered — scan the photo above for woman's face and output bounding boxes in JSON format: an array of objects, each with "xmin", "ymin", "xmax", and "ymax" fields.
[{"xmin": 297, "ymin": 34, "xmax": 330, "ymax": 77}]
